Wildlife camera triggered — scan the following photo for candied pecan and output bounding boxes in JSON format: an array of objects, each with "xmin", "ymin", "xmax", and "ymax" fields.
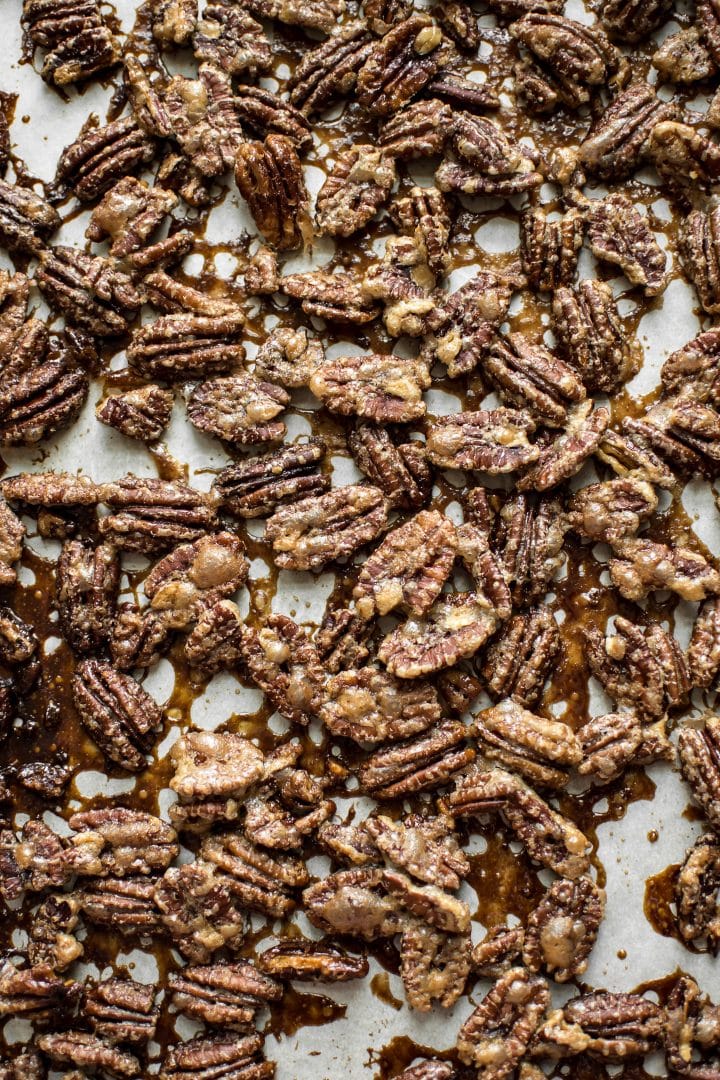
[
  {"xmin": 378, "ymin": 99, "xmax": 453, "ymax": 160},
  {"xmin": 472, "ymin": 925, "xmax": 525, "ymax": 978},
  {"xmin": 316, "ymin": 147, "xmax": 396, "ymax": 238},
  {"xmin": 353, "ymin": 510, "xmax": 456, "ymax": 619},
  {"xmin": 584, "ymin": 193, "xmax": 666, "ymax": 295},
  {"xmin": 304, "ymin": 868, "xmax": 406, "ymax": 939},
  {"xmin": 676, "ymin": 834, "xmax": 720, "ymax": 949},
  {"xmin": 0, "ymin": 959, "xmax": 73, "ymax": 1024},
  {"xmin": 127, "ymin": 312, "xmax": 245, "ymax": 381},
  {"xmin": 0, "ymin": 328, "xmax": 89, "ymax": 448},
  {"xmin": 493, "ymin": 493, "xmax": 566, "ymax": 606},
  {"xmin": 265, "ymin": 484, "xmax": 388, "ymax": 572},
  {"xmin": 595, "ymin": 427, "xmax": 677, "ymax": 489},
  {"xmin": 72, "ymin": 659, "xmax": 164, "ymax": 772},
  {"xmin": 0, "ymin": 179, "xmax": 60, "ymax": 255},
  {"xmin": 357, "ymin": 15, "xmax": 451, "ymax": 117},
  {"xmin": 365, "ymin": 814, "xmax": 469, "ymax": 889},
  {"xmin": 213, "ymin": 440, "xmax": 328, "ymax": 519},
  {"xmin": 233, "ymin": 85, "xmax": 311, "ymax": 152},
  {"xmin": 0, "ymin": 498, "xmax": 24, "ymax": 588},
  {"xmin": 151, "ymin": 0, "xmax": 196, "ymax": 43},
  {"xmin": 665, "ymin": 974, "xmax": 720, "ymax": 1077},
  {"xmin": 610, "ymin": 537, "xmax": 720, "ymax": 602},
  {"xmin": 183, "ymin": 599, "xmax": 244, "ymax": 677},
  {"xmin": 85, "ymin": 178, "xmax": 176, "ymax": 263},
  {"xmin": 578, "ymin": 712, "xmax": 646, "ymax": 781},
  {"xmin": 169, "ymin": 731, "xmax": 264, "ymax": 823},
  {"xmin": 358, "ymin": 719, "xmax": 475, "ymax": 798},
  {"xmin": 379, "ymin": 592, "xmax": 503, "ymax": 680},
  {"xmin": 36, "ymin": 248, "xmax": 141, "ymax": 337},
  {"xmin": 309, "ymin": 352, "xmax": 429, "ymax": 424},
  {"xmin": 56, "ymin": 540, "xmax": 119, "ymax": 656},
  {"xmin": 520, "ymin": 206, "xmax": 583, "ymax": 293},
  {"xmin": 437, "ymin": 667, "xmax": 482, "ymax": 716},
  {"xmin": 517, "ymin": 402, "xmax": 610, "ymax": 493},
  {"xmin": 432, "ymin": 0, "xmax": 479, "ymax": 51},
  {"xmin": 0, "ymin": 607, "xmax": 39, "ymax": 685},
  {"xmin": 421, "ymin": 269, "xmax": 522, "ymax": 378},
  {"xmin": 389, "ymin": 186, "xmax": 452, "ymax": 277},
  {"xmin": 12, "ymin": 819, "xmax": 71, "ymax": 892},
  {"xmin": 585, "ymin": 616, "xmax": 689, "ymax": 719},
  {"xmin": 144, "ymin": 271, "xmax": 242, "ymax": 316},
  {"xmin": 579, "ymin": 82, "xmax": 677, "ymax": 179},
  {"xmin": 361, "ymin": 236, "xmax": 436, "ymax": 338},
  {"xmin": 700, "ymin": 0, "xmax": 720, "ymax": 63},
  {"xmin": 53, "ymin": 115, "xmax": 156, "ymax": 203},
  {"xmin": 662, "ymin": 329, "xmax": 720, "ymax": 405},
  {"xmin": 67, "ymin": 807, "xmax": 178, "ymax": 877},
  {"xmin": 201, "ymin": 831, "xmax": 307, "ymax": 917},
  {"xmin": 193, "ymin": 5, "xmax": 271, "ymax": 78},
  {"xmin": 436, "ymin": 113, "xmax": 543, "ymax": 198},
  {"xmin": 364, "ymin": 0, "xmax": 412, "ymax": 34},
  {"xmin": 317, "ymin": 821, "xmax": 381, "ymax": 866},
  {"xmin": 280, "ymin": 270, "xmax": 379, "ymax": 324},
  {"xmin": 253, "ymin": 327, "xmax": 323, "ymax": 390},
  {"xmin": 457, "ymin": 968, "xmax": 550, "ymax": 1079},
  {"xmin": 288, "ymin": 20, "xmax": 373, "ymax": 115},
  {"xmin": 154, "ymin": 861, "xmax": 246, "ymax": 961},
  {"xmin": 187, "ymin": 376, "xmax": 288, "ymax": 447},
  {"xmin": 510, "ymin": 14, "xmax": 623, "ymax": 110},
  {"xmin": 481, "ymin": 609, "xmax": 560, "ymax": 708},
  {"xmin": 16, "ymin": 759, "xmax": 73, "ymax": 798},
  {"xmin": 159, "ymin": 1033, "xmax": 274, "ymax": 1080},
  {"xmin": 688, "ymin": 597, "xmax": 720, "ymax": 690},
  {"xmin": 0, "ymin": 270, "xmax": 30, "ymax": 354},
  {"xmin": 110, "ymin": 603, "xmax": 174, "ymax": 672},
  {"xmin": 523, "ymin": 877, "xmax": 604, "ymax": 982},
  {"xmin": 474, "ymin": 698, "xmax": 581, "ymax": 789},
  {"xmin": 566, "ymin": 476, "xmax": 657, "ymax": 544},
  {"xmin": 100, "ymin": 477, "xmax": 218, "ymax": 553},
  {"xmin": 169, "ymin": 961, "xmax": 282, "ymax": 1029},
  {"xmin": 79, "ymin": 875, "xmax": 164, "ymax": 935},
  {"xmin": 235, "ymin": 135, "xmax": 310, "ymax": 252},
  {"xmin": 536, "ymin": 991, "xmax": 664, "ymax": 1059},
  {"xmin": 653, "ymin": 27, "xmax": 716, "ymax": 84},
  {"xmin": 315, "ymin": 605, "xmax": 373, "ymax": 673},
  {"xmin": 97, "ymin": 384, "xmax": 174, "ymax": 443},
  {"xmin": 321, "ymin": 668, "xmax": 441, "ymax": 743},
  {"xmin": 85, "ymin": 978, "xmax": 158, "ymax": 1046},
  {"xmin": 679, "ymin": 716, "xmax": 720, "ymax": 828},
  {"xmin": 243, "ymin": 244, "xmax": 279, "ymax": 296},
  {"xmin": 648, "ymin": 121, "xmax": 720, "ymax": 195},
  {"xmin": 484, "ymin": 334, "xmax": 586, "ymax": 429},
  {"xmin": 36, "ymin": 1032, "xmax": 139, "ymax": 1078},
  {"xmin": 144, "ymin": 532, "xmax": 247, "ymax": 629},
  {"xmin": 426, "ymin": 408, "xmax": 538, "ymax": 474},
  {"xmin": 244, "ymin": 768, "xmax": 334, "ymax": 851},
  {"xmin": 400, "ymin": 921, "xmax": 471, "ymax": 1011},
  {"xmin": 348, "ymin": 425, "xmax": 432, "ymax": 511},
  {"xmin": 679, "ymin": 208, "xmax": 720, "ymax": 316},
  {"xmin": 257, "ymin": 940, "xmax": 368, "ymax": 982},
  {"xmin": 22, "ymin": 0, "xmax": 120, "ymax": 87},
  {"xmin": 599, "ymin": 0, "xmax": 672, "ymax": 42},
  {"xmin": 161, "ymin": 65, "xmax": 244, "ymax": 179},
  {"xmin": 448, "ymin": 766, "xmax": 591, "ymax": 878},
  {"xmin": 242, "ymin": 0, "xmax": 344, "ymax": 32},
  {"xmin": 28, "ymin": 893, "xmax": 83, "ymax": 972}
]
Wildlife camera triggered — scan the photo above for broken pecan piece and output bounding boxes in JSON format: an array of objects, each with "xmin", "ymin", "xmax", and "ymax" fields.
[
  {"xmin": 239, "ymin": 614, "xmax": 323, "ymax": 725},
  {"xmin": 437, "ymin": 113, "xmax": 543, "ymax": 197},
  {"xmin": 400, "ymin": 921, "xmax": 471, "ymax": 1011},
  {"xmin": 516, "ymin": 402, "xmax": 610, "ymax": 493},
  {"xmin": 610, "ymin": 537, "xmax": 720, "ymax": 602},
  {"xmin": 56, "ymin": 540, "xmax": 119, "ymax": 656},
  {"xmin": 234, "ymin": 135, "xmax": 311, "ymax": 251},
  {"xmin": 0, "ymin": 179, "xmax": 60, "ymax": 255},
  {"xmin": 358, "ymin": 719, "xmax": 475, "ymax": 798},
  {"xmin": 28, "ymin": 893, "xmax": 82, "ymax": 972},
  {"xmin": 0, "ymin": 959, "xmax": 74, "ymax": 1025},
  {"xmin": 348, "ymin": 425, "xmax": 432, "ymax": 511},
  {"xmin": 320, "ymin": 667, "xmax": 441, "ymax": 743},
  {"xmin": 169, "ymin": 731, "xmax": 264, "ymax": 827},
  {"xmin": 187, "ymin": 375, "xmax": 289, "ymax": 447},
  {"xmin": 265, "ymin": 484, "xmax": 388, "ymax": 572},
  {"xmin": 457, "ymin": 968, "xmax": 550, "ymax": 1078},
  {"xmin": 426, "ymin": 408, "xmax": 539, "ymax": 474},
  {"xmin": 213, "ymin": 440, "xmax": 328, "ymax": 519},
  {"xmin": 234, "ymin": 85, "xmax": 311, "ymax": 150},
  {"xmin": 578, "ymin": 712, "xmax": 648, "ymax": 782},
  {"xmin": 481, "ymin": 608, "xmax": 560, "ymax": 708},
  {"xmin": 97, "ymin": 385, "xmax": 174, "ymax": 443},
  {"xmin": 253, "ymin": 326, "xmax": 323, "ymax": 390},
  {"xmin": 72, "ymin": 659, "xmax": 164, "ymax": 772},
  {"xmin": 584, "ymin": 193, "xmax": 666, "ymax": 295},
  {"xmin": 127, "ymin": 313, "xmax": 246, "ymax": 382}
]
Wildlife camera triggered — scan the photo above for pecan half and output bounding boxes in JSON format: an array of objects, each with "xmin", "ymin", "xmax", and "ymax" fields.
[
  {"xmin": 365, "ymin": 813, "xmax": 469, "ymax": 888},
  {"xmin": 348, "ymin": 425, "xmax": 432, "ymax": 511},
  {"xmin": 85, "ymin": 978, "xmax": 159, "ymax": 1046},
  {"xmin": 22, "ymin": 0, "xmax": 120, "ymax": 87},
  {"xmin": 315, "ymin": 604, "xmax": 373, "ymax": 674},
  {"xmin": 472, "ymin": 925, "xmax": 525, "ymax": 978},
  {"xmin": 36, "ymin": 247, "xmax": 142, "ymax": 337},
  {"xmin": 253, "ymin": 326, "xmax": 323, "ymax": 389},
  {"xmin": 79, "ymin": 876, "xmax": 164, "ymax": 935},
  {"xmin": 523, "ymin": 877, "xmax": 605, "ymax": 981},
  {"xmin": 0, "ymin": 959, "xmax": 74, "ymax": 1025},
  {"xmin": 316, "ymin": 147, "xmax": 396, "ymax": 237},
  {"xmin": 303, "ymin": 868, "xmax": 406, "ymax": 940},
  {"xmin": 169, "ymin": 961, "xmax": 282, "ymax": 1029},
  {"xmin": 584, "ymin": 193, "xmax": 666, "ymax": 295},
  {"xmin": 481, "ymin": 608, "xmax": 560, "ymax": 708},
  {"xmin": 679, "ymin": 716, "xmax": 720, "ymax": 828},
  {"xmin": 483, "ymin": 333, "xmax": 586, "ymax": 428},
  {"xmin": 648, "ymin": 121, "xmax": 720, "ymax": 196},
  {"xmin": 389, "ymin": 186, "xmax": 452, "ymax": 277},
  {"xmin": 585, "ymin": 616, "xmax": 689, "ymax": 719},
  {"xmin": 280, "ymin": 270, "xmax": 379, "ymax": 324},
  {"xmin": 288, "ymin": 20, "xmax": 373, "ymax": 115},
  {"xmin": 154, "ymin": 861, "xmax": 246, "ymax": 961},
  {"xmin": 265, "ymin": 484, "xmax": 388, "ymax": 572},
  {"xmin": 358, "ymin": 719, "xmax": 475, "ymax": 798},
  {"xmin": 457, "ymin": 968, "xmax": 550, "ymax": 1079},
  {"xmin": 688, "ymin": 597, "xmax": 720, "ymax": 690},
  {"xmin": 35, "ymin": 1033, "xmax": 139, "ymax": 1079},
  {"xmin": 578, "ymin": 82, "xmax": 677, "ymax": 179},
  {"xmin": 193, "ymin": 6, "xmax": 271, "ymax": 78},
  {"xmin": 400, "ymin": 921, "xmax": 471, "ymax": 1011},
  {"xmin": 257, "ymin": 940, "xmax": 368, "ymax": 982},
  {"xmin": 67, "ymin": 807, "xmax": 178, "ymax": 877},
  {"xmin": 520, "ymin": 207, "xmax": 583, "ymax": 293},
  {"xmin": 159, "ymin": 1033, "xmax": 274, "ymax": 1080},
  {"xmin": 679, "ymin": 207, "xmax": 720, "ymax": 315},
  {"xmin": 437, "ymin": 113, "xmax": 543, "ymax": 198},
  {"xmin": 234, "ymin": 135, "xmax": 311, "ymax": 251},
  {"xmin": 72, "ymin": 659, "xmax": 164, "ymax": 772},
  {"xmin": 357, "ymin": 15, "xmax": 452, "ymax": 117},
  {"xmin": 494, "ymin": 493, "xmax": 567, "ymax": 606},
  {"xmin": 56, "ymin": 540, "xmax": 119, "ymax": 655},
  {"xmin": 85, "ymin": 177, "xmax": 177, "ymax": 263},
  {"xmin": 610, "ymin": 537, "xmax": 720, "ymax": 602},
  {"xmin": 184, "ymin": 599, "xmax": 245, "ymax": 678},
  {"xmin": 214, "ymin": 440, "xmax": 328, "ymax": 519},
  {"xmin": 516, "ymin": 402, "xmax": 610, "ymax": 493},
  {"xmin": 53, "ymin": 115, "xmax": 156, "ymax": 203},
  {"xmin": 187, "ymin": 375, "xmax": 289, "ymax": 447},
  {"xmin": 97, "ymin": 384, "xmax": 174, "ymax": 443},
  {"xmin": 536, "ymin": 991, "xmax": 664, "ymax": 1059},
  {"xmin": 379, "ymin": 593, "xmax": 502, "ymax": 679},
  {"xmin": 577, "ymin": 712, "xmax": 665, "ymax": 781},
  {"xmin": 320, "ymin": 668, "xmax": 441, "ymax": 743},
  {"xmin": 676, "ymin": 835, "xmax": 720, "ymax": 949},
  {"xmin": 127, "ymin": 313, "xmax": 246, "ymax": 381},
  {"xmin": 100, "ymin": 477, "xmax": 218, "ymax": 553},
  {"xmin": 474, "ymin": 698, "xmax": 581, "ymax": 789},
  {"xmin": 309, "ymin": 352, "xmax": 430, "ymax": 424},
  {"xmin": 239, "ymin": 614, "xmax": 323, "ymax": 725},
  {"xmin": 242, "ymin": 0, "xmax": 344, "ymax": 32},
  {"xmin": 566, "ymin": 476, "xmax": 657, "ymax": 544},
  {"xmin": 426, "ymin": 408, "xmax": 539, "ymax": 474},
  {"xmin": 0, "ymin": 179, "xmax": 60, "ymax": 255},
  {"xmin": 599, "ymin": 0, "xmax": 672, "ymax": 42},
  {"xmin": 169, "ymin": 731, "xmax": 264, "ymax": 826},
  {"xmin": 378, "ymin": 98, "xmax": 453, "ymax": 160},
  {"xmin": 234, "ymin": 85, "xmax": 312, "ymax": 151},
  {"xmin": 201, "ymin": 832, "xmax": 308, "ymax": 917}
]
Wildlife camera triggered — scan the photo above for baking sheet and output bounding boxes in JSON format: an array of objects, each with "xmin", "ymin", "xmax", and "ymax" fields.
[{"xmin": 1, "ymin": 0, "xmax": 719, "ymax": 1074}]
